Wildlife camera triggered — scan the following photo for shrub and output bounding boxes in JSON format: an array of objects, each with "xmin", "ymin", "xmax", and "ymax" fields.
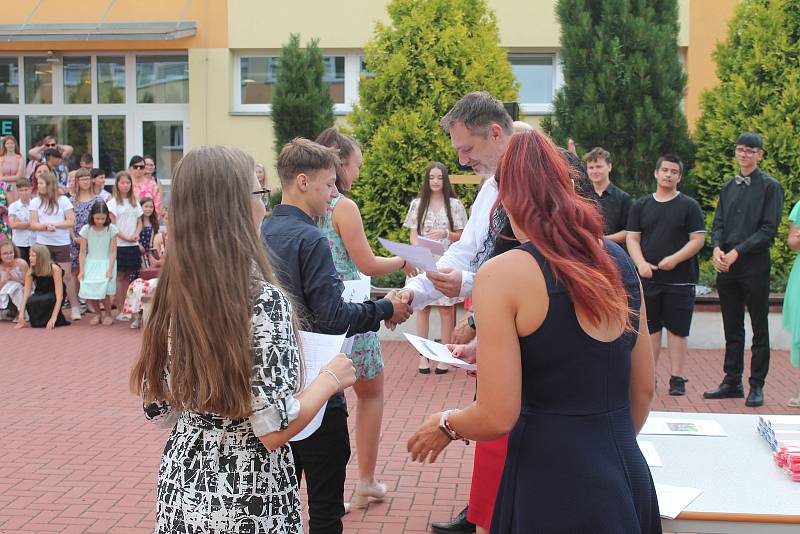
[
  {"xmin": 272, "ymin": 34, "xmax": 335, "ymax": 156},
  {"xmin": 349, "ymin": 0, "xmax": 517, "ymax": 250},
  {"xmin": 543, "ymin": 0, "xmax": 694, "ymax": 198},
  {"xmin": 692, "ymin": 0, "xmax": 800, "ymax": 287}
]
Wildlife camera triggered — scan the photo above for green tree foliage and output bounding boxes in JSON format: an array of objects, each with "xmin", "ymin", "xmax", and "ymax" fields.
[
  {"xmin": 349, "ymin": 0, "xmax": 517, "ymax": 248},
  {"xmin": 693, "ymin": 0, "xmax": 800, "ymax": 288},
  {"xmin": 272, "ymin": 34, "xmax": 335, "ymax": 156},
  {"xmin": 544, "ymin": 0, "xmax": 693, "ymax": 197}
]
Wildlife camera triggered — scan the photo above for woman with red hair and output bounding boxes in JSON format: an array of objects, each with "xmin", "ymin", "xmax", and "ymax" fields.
[{"xmin": 408, "ymin": 130, "xmax": 660, "ymax": 533}]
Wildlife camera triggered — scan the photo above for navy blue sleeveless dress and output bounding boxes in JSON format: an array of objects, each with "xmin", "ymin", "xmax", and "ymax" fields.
[{"xmin": 490, "ymin": 241, "xmax": 661, "ymax": 533}]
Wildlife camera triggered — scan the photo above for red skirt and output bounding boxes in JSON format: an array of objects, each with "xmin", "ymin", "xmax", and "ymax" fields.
[{"xmin": 467, "ymin": 434, "xmax": 509, "ymax": 529}]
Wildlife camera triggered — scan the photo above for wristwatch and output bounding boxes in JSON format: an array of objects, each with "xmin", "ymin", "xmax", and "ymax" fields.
[
  {"xmin": 467, "ymin": 313, "xmax": 476, "ymax": 330},
  {"xmin": 439, "ymin": 410, "xmax": 470, "ymax": 444}
]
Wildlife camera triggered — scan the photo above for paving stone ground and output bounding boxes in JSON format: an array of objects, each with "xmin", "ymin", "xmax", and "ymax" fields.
[{"xmin": 1, "ymin": 319, "xmax": 798, "ymax": 533}]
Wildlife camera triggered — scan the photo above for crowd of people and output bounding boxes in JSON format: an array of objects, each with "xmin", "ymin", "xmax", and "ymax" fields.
[
  {"xmin": 0, "ymin": 134, "xmax": 167, "ymax": 329},
  {"xmin": 4, "ymin": 90, "xmax": 800, "ymax": 534}
]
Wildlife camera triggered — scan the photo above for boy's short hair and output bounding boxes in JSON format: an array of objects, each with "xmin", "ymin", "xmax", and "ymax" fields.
[
  {"xmin": 80, "ymin": 153, "xmax": 94, "ymax": 165},
  {"xmin": 277, "ymin": 138, "xmax": 340, "ymax": 186},
  {"xmin": 15, "ymin": 177, "xmax": 31, "ymax": 189},
  {"xmin": 43, "ymin": 148, "xmax": 63, "ymax": 160},
  {"xmin": 655, "ymin": 154, "xmax": 684, "ymax": 176},
  {"xmin": 584, "ymin": 147, "xmax": 612, "ymax": 165},
  {"xmin": 90, "ymin": 168, "xmax": 105, "ymax": 179}
]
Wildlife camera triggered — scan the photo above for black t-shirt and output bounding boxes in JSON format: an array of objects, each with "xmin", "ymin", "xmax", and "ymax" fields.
[
  {"xmin": 627, "ymin": 192, "xmax": 705, "ymax": 284},
  {"xmin": 596, "ymin": 182, "xmax": 632, "ymax": 235}
]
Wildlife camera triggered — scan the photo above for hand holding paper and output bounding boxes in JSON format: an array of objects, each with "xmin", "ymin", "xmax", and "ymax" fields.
[
  {"xmin": 379, "ymin": 238, "xmax": 438, "ymax": 272},
  {"xmin": 404, "ymin": 333, "xmax": 477, "ymax": 371}
]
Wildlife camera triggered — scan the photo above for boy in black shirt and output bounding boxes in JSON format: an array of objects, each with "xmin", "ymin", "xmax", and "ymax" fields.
[
  {"xmin": 627, "ymin": 155, "xmax": 705, "ymax": 395},
  {"xmin": 703, "ymin": 132, "xmax": 784, "ymax": 408},
  {"xmin": 261, "ymin": 138, "xmax": 411, "ymax": 533},
  {"xmin": 584, "ymin": 147, "xmax": 632, "ymax": 246}
]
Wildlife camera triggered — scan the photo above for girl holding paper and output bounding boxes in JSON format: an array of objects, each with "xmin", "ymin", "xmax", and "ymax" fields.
[
  {"xmin": 403, "ymin": 162, "xmax": 468, "ymax": 374},
  {"xmin": 130, "ymin": 145, "xmax": 356, "ymax": 533}
]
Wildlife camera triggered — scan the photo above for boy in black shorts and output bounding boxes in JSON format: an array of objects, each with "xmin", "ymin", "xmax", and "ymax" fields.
[{"xmin": 627, "ymin": 155, "xmax": 705, "ymax": 395}]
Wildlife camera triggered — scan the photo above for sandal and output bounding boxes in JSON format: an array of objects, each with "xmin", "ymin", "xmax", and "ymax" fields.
[
  {"xmin": 102, "ymin": 316, "xmax": 114, "ymax": 326},
  {"xmin": 787, "ymin": 396, "xmax": 800, "ymax": 408},
  {"xmin": 89, "ymin": 315, "xmax": 101, "ymax": 326}
]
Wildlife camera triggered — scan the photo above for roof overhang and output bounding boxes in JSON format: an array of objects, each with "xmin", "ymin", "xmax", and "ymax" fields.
[{"xmin": 0, "ymin": 21, "xmax": 197, "ymax": 42}]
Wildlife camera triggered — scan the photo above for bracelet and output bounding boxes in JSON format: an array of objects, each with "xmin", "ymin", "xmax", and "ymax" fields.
[
  {"xmin": 438, "ymin": 409, "xmax": 470, "ymax": 445},
  {"xmin": 321, "ymin": 369, "xmax": 341, "ymax": 393}
]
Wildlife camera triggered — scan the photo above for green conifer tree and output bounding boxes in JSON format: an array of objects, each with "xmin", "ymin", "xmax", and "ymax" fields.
[
  {"xmin": 544, "ymin": 0, "xmax": 693, "ymax": 197},
  {"xmin": 272, "ymin": 34, "xmax": 335, "ymax": 155},
  {"xmin": 693, "ymin": 0, "xmax": 800, "ymax": 288},
  {"xmin": 349, "ymin": 0, "xmax": 517, "ymax": 248}
]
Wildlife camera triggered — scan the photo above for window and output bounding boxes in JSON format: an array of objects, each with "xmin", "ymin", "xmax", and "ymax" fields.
[
  {"xmin": 24, "ymin": 57, "xmax": 53, "ymax": 104},
  {"xmin": 26, "ymin": 115, "xmax": 92, "ymax": 169},
  {"xmin": 509, "ymin": 54, "xmax": 556, "ymax": 109},
  {"xmin": 136, "ymin": 55, "xmax": 189, "ymax": 103},
  {"xmin": 324, "ymin": 56, "xmax": 345, "ymax": 104},
  {"xmin": 240, "ymin": 56, "xmax": 279, "ymax": 105},
  {"xmin": 63, "ymin": 57, "xmax": 91, "ymax": 104},
  {"xmin": 98, "ymin": 116, "xmax": 126, "ymax": 176},
  {"xmin": 97, "ymin": 56, "xmax": 125, "ymax": 104},
  {"xmin": 360, "ymin": 56, "xmax": 375, "ymax": 79},
  {"xmin": 0, "ymin": 58, "xmax": 19, "ymax": 104}
]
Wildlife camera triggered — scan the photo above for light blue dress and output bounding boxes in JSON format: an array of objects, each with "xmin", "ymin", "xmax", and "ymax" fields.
[
  {"xmin": 78, "ymin": 224, "xmax": 118, "ymax": 299},
  {"xmin": 783, "ymin": 201, "xmax": 800, "ymax": 368}
]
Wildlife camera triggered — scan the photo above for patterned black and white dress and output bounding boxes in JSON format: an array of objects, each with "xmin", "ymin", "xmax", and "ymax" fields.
[{"xmin": 145, "ymin": 283, "xmax": 303, "ymax": 533}]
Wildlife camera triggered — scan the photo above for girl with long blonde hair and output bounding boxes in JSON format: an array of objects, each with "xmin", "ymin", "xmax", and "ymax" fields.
[
  {"xmin": 130, "ymin": 145, "xmax": 356, "ymax": 533},
  {"xmin": 28, "ymin": 171, "xmax": 81, "ymax": 321}
]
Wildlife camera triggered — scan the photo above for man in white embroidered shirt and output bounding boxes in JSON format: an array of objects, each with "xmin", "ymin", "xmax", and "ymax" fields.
[{"xmin": 397, "ymin": 91, "xmax": 513, "ymax": 534}]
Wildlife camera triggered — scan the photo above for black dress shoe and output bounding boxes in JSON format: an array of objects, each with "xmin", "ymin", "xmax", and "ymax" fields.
[
  {"xmin": 431, "ymin": 506, "xmax": 476, "ymax": 534},
  {"xmin": 703, "ymin": 383, "xmax": 744, "ymax": 399},
  {"xmin": 746, "ymin": 385, "xmax": 764, "ymax": 407}
]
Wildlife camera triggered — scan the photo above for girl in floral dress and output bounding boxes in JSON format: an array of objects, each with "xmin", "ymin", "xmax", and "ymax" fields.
[
  {"xmin": 69, "ymin": 169, "xmax": 101, "ymax": 274},
  {"xmin": 403, "ymin": 162, "xmax": 468, "ymax": 373}
]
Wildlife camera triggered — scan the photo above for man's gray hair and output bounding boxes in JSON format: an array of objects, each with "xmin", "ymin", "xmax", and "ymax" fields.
[{"xmin": 440, "ymin": 91, "xmax": 514, "ymax": 137}]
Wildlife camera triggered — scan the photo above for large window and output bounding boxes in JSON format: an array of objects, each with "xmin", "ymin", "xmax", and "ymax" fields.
[
  {"xmin": 0, "ymin": 53, "xmax": 188, "ymax": 179},
  {"xmin": 0, "ymin": 58, "xmax": 19, "ymax": 104},
  {"xmin": 510, "ymin": 54, "xmax": 556, "ymax": 106},
  {"xmin": 136, "ymin": 55, "xmax": 189, "ymax": 103},
  {"xmin": 235, "ymin": 53, "xmax": 358, "ymax": 113}
]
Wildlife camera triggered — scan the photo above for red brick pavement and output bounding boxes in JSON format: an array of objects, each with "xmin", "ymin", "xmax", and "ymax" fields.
[{"xmin": 1, "ymin": 319, "xmax": 798, "ymax": 533}]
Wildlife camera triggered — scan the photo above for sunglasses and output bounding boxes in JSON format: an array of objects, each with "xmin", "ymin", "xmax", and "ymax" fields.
[
  {"xmin": 252, "ymin": 188, "xmax": 271, "ymax": 201},
  {"xmin": 45, "ymin": 143, "xmax": 57, "ymax": 147},
  {"xmin": 132, "ymin": 165, "xmax": 145, "ymax": 170}
]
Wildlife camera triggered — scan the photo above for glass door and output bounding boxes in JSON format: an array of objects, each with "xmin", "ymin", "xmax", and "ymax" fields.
[{"xmin": 134, "ymin": 111, "xmax": 187, "ymax": 207}]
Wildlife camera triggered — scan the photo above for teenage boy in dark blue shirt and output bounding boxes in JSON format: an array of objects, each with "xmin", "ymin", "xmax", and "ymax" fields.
[{"xmin": 261, "ymin": 138, "xmax": 411, "ymax": 534}]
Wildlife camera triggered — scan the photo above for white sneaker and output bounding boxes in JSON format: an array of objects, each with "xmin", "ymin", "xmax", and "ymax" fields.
[
  {"xmin": 130, "ymin": 318, "xmax": 141, "ymax": 329},
  {"xmin": 70, "ymin": 308, "xmax": 82, "ymax": 321}
]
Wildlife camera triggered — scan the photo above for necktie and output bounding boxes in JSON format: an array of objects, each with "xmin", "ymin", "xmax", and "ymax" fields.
[{"xmin": 734, "ymin": 174, "xmax": 751, "ymax": 186}]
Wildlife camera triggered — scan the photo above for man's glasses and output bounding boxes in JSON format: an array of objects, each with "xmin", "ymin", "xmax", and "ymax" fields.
[
  {"xmin": 132, "ymin": 165, "xmax": 145, "ymax": 170},
  {"xmin": 45, "ymin": 143, "xmax": 56, "ymax": 147},
  {"xmin": 735, "ymin": 147, "xmax": 759, "ymax": 156},
  {"xmin": 252, "ymin": 188, "xmax": 271, "ymax": 201}
]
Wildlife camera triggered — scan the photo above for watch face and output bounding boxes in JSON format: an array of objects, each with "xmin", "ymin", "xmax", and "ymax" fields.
[{"xmin": 468, "ymin": 314, "xmax": 476, "ymax": 329}]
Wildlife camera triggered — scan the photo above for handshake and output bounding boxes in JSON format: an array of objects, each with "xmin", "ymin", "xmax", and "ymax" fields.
[{"xmin": 383, "ymin": 289, "xmax": 414, "ymax": 330}]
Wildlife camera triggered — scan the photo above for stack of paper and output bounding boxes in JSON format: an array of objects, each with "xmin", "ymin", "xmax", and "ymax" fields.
[{"xmin": 757, "ymin": 415, "xmax": 800, "ymax": 451}]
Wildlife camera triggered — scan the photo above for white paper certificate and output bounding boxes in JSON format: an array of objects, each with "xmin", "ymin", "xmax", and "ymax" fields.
[
  {"xmin": 640, "ymin": 417, "xmax": 727, "ymax": 437},
  {"xmin": 378, "ymin": 238, "xmax": 438, "ymax": 272},
  {"xmin": 655, "ymin": 483, "xmax": 703, "ymax": 519},
  {"xmin": 416, "ymin": 235, "xmax": 447, "ymax": 256},
  {"xmin": 403, "ymin": 333, "xmax": 477, "ymax": 371},
  {"xmin": 636, "ymin": 440, "xmax": 663, "ymax": 467},
  {"xmin": 290, "ymin": 331, "xmax": 347, "ymax": 442},
  {"xmin": 340, "ymin": 276, "xmax": 371, "ymax": 354}
]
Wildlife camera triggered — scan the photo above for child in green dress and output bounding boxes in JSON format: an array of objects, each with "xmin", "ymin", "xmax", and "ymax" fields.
[
  {"xmin": 78, "ymin": 201, "xmax": 118, "ymax": 326},
  {"xmin": 784, "ymin": 200, "xmax": 800, "ymax": 407}
]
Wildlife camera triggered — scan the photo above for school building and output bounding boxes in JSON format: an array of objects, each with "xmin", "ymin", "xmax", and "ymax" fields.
[{"xmin": 0, "ymin": 0, "xmax": 739, "ymax": 188}]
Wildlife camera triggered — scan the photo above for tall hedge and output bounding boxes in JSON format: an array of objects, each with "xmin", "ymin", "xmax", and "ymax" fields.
[
  {"xmin": 693, "ymin": 0, "xmax": 800, "ymax": 288},
  {"xmin": 544, "ymin": 0, "xmax": 693, "ymax": 198},
  {"xmin": 272, "ymin": 34, "xmax": 335, "ymax": 156},
  {"xmin": 349, "ymin": 0, "xmax": 517, "ymax": 249}
]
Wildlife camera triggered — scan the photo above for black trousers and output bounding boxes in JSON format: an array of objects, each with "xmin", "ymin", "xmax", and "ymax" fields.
[
  {"xmin": 716, "ymin": 251, "xmax": 771, "ymax": 388},
  {"xmin": 290, "ymin": 406, "xmax": 350, "ymax": 534}
]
